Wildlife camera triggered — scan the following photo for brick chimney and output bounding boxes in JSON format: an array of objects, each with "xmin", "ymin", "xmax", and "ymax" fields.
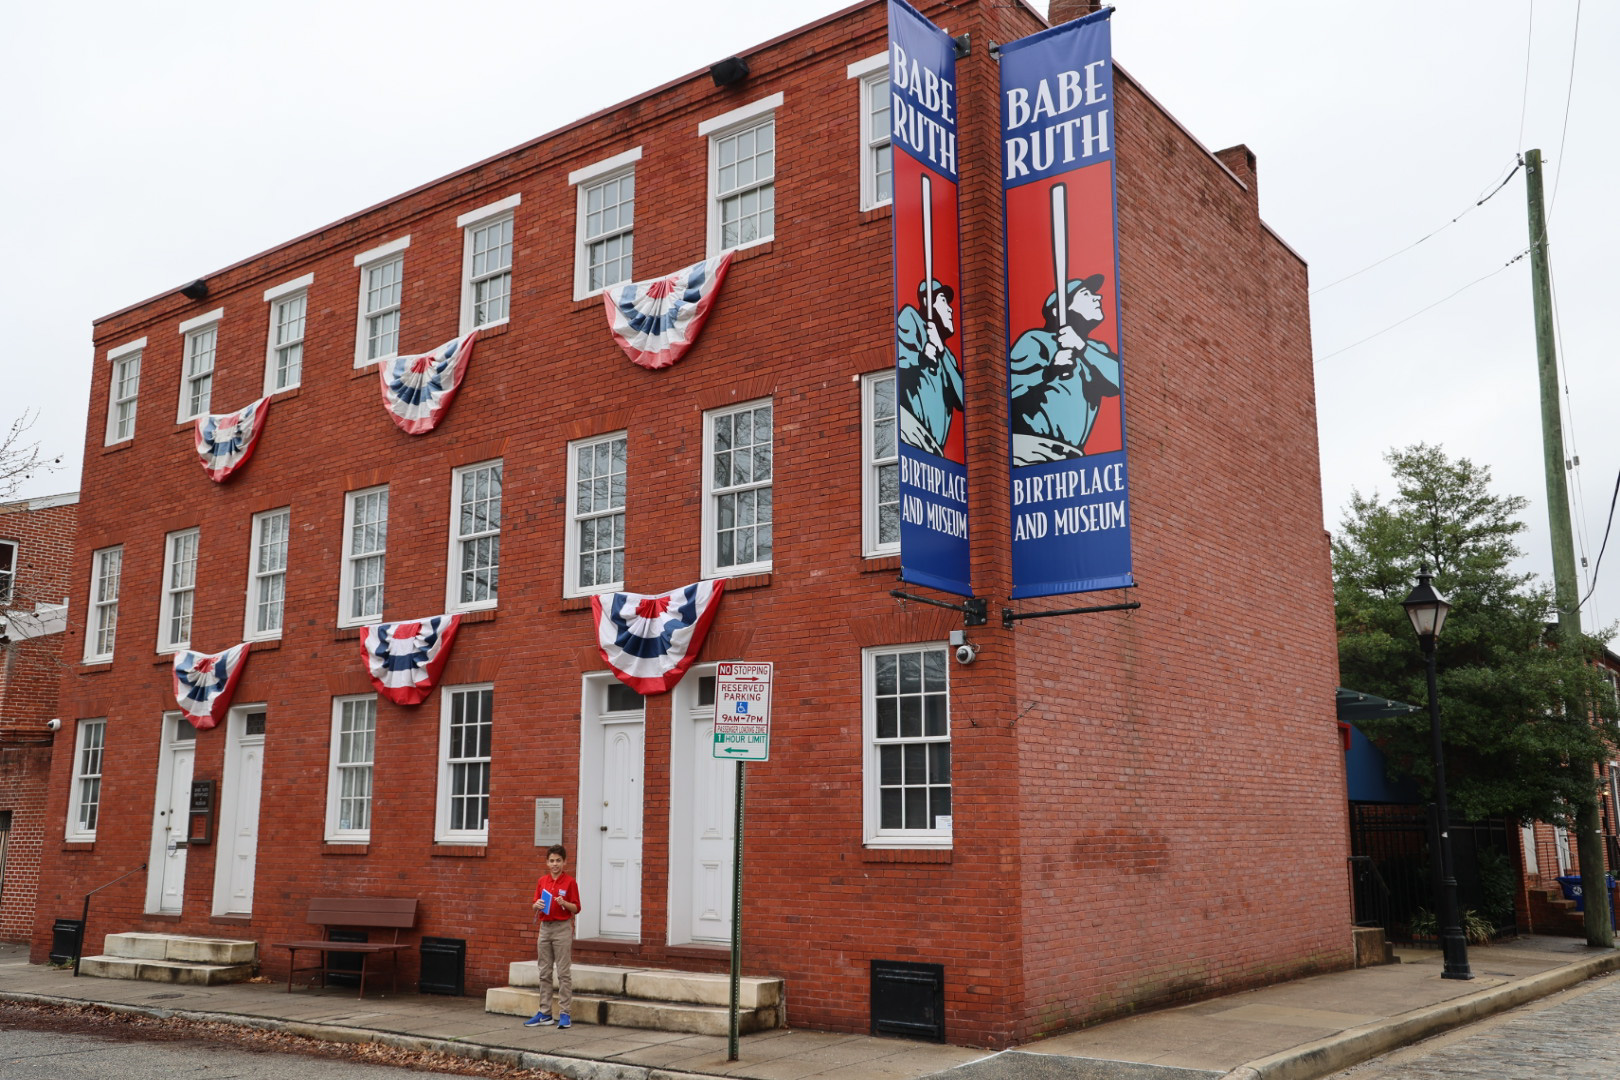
[
  {"xmin": 1215, "ymin": 144, "xmax": 1259, "ymax": 202},
  {"xmin": 1048, "ymin": 0, "xmax": 1103, "ymax": 25}
]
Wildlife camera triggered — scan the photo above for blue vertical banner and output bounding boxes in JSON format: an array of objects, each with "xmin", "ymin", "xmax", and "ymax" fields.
[
  {"xmin": 999, "ymin": 10, "xmax": 1134, "ymax": 599},
  {"xmin": 890, "ymin": 0, "xmax": 971, "ymax": 598}
]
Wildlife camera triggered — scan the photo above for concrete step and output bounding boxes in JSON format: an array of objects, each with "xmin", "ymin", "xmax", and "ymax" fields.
[
  {"xmin": 505, "ymin": 961, "xmax": 780, "ymax": 1009},
  {"xmin": 78, "ymin": 955, "xmax": 256, "ymax": 985},
  {"xmin": 102, "ymin": 932, "xmax": 258, "ymax": 965},
  {"xmin": 486, "ymin": 985, "xmax": 779, "ymax": 1036}
]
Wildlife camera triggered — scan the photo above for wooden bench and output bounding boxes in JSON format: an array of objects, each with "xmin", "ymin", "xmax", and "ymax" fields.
[{"xmin": 272, "ymin": 897, "xmax": 418, "ymax": 999}]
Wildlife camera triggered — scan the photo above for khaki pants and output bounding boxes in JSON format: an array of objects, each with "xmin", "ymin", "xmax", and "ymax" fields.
[{"xmin": 536, "ymin": 919, "xmax": 574, "ymax": 1014}]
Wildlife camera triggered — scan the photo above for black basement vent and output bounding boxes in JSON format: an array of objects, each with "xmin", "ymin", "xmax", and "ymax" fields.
[
  {"xmin": 870, "ymin": 959, "xmax": 945, "ymax": 1042},
  {"xmin": 420, "ymin": 936, "xmax": 466, "ymax": 996}
]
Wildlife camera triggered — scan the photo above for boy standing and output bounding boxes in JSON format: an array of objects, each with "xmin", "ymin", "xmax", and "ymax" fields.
[{"xmin": 525, "ymin": 844, "xmax": 582, "ymax": 1029}]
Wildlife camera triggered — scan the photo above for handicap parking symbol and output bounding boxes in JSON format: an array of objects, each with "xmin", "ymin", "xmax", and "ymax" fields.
[{"xmin": 735, "ymin": 702, "xmax": 749, "ymax": 714}]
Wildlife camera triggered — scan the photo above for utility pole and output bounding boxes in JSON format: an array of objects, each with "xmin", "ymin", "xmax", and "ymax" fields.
[{"xmin": 1525, "ymin": 147, "xmax": 1613, "ymax": 947}]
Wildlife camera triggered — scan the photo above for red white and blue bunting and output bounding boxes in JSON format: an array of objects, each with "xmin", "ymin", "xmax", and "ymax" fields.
[
  {"xmin": 591, "ymin": 580, "xmax": 725, "ymax": 694},
  {"xmin": 360, "ymin": 614, "xmax": 463, "ymax": 706},
  {"xmin": 172, "ymin": 642, "xmax": 251, "ymax": 730},
  {"xmin": 603, "ymin": 254, "xmax": 733, "ymax": 370},
  {"xmin": 195, "ymin": 397, "xmax": 270, "ymax": 482},
  {"xmin": 379, "ymin": 331, "xmax": 478, "ymax": 435}
]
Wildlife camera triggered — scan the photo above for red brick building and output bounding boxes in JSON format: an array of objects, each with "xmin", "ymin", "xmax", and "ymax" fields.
[
  {"xmin": 34, "ymin": 0, "xmax": 1347, "ymax": 1047},
  {"xmin": 0, "ymin": 490, "xmax": 77, "ymax": 942}
]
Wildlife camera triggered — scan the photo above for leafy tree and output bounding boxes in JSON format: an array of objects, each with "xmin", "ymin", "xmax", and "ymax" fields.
[{"xmin": 1334, "ymin": 444, "xmax": 1618, "ymax": 825}]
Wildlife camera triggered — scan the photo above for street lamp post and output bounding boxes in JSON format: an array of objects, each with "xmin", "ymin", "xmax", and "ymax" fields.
[{"xmin": 1403, "ymin": 567, "xmax": 1474, "ymax": 980}]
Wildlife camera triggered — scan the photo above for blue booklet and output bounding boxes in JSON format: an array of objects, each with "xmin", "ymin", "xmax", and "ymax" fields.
[{"xmin": 539, "ymin": 889, "xmax": 554, "ymax": 915}]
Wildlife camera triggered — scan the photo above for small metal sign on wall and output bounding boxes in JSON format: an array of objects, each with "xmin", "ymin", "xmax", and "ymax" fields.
[{"xmin": 534, "ymin": 798, "xmax": 564, "ymax": 847}]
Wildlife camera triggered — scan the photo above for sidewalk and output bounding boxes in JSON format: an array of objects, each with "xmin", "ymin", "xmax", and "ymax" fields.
[{"xmin": 2, "ymin": 936, "xmax": 1616, "ymax": 1080}]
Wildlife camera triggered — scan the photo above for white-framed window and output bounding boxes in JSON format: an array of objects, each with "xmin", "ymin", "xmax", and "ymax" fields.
[
  {"xmin": 702, "ymin": 399, "xmax": 773, "ymax": 577},
  {"xmin": 353, "ymin": 236, "xmax": 409, "ymax": 367},
  {"xmin": 65, "ymin": 718, "xmax": 106, "ymax": 841},
  {"xmin": 339, "ymin": 486, "xmax": 388, "ymax": 627},
  {"xmin": 447, "ymin": 460, "xmax": 502, "ymax": 612},
  {"xmin": 437, "ymin": 684, "xmax": 493, "ymax": 844},
  {"xmin": 862, "ymin": 372, "xmax": 900, "ymax": 557},
  {"xmin": 176, "ymin": 310, "xmax": 223, "ymax": 422},
  {"xmin": 458, "ymin": 195, "xmax": 519, "ymax": 334},
  {"xmin": 245, "ymin": 507, "xmax": 290, "ymax": 640},
  {"xmin": 105, "ymin": 338, "xmax": 145, "ymax": 445},
  {"xmin": 700, "ymin": 93, "xmax": 782, "ymax": 256},
  {"xmin": 570, "ymin": 149, "xmax": 640, "ymax": 299},
  {"xmin": 157, "ymin": 528, "xmax": 199, "ymax": 653},
  {"xmin": 84, "ymin": 546, "xmax": 122, "ymax": 662},
  {"xmin": 325, "ymin": 695, "xmax": 377, "ymax": 842},
  {"xmin": 848, "ymin": 53, "xmax": 892, "ymax": 209},
  {"xmin": 0, "ymin": 539, "xmax": 15, "ymax": 605},
  {"xmin": 263, "ymin": 274, "xmax": 313, "ymax": 393},
  {"xmin": 863, "ymin": 643, "xmax": 952, "ymax": 848},
  {"xmin": 564, "ymin": 432, "xmax": 627, "ymax": 597}
]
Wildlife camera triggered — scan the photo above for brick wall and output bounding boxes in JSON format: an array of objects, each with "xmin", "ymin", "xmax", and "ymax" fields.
[{"xmin": 35, "ymin": 0, "xmax": 1346, "ymax": 1047}]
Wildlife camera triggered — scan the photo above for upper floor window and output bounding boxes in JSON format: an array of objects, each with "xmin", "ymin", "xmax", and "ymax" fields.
[
  {"xmin": 700, "ymin": 94, "xmax": 782, "ymax": 256},
  {"xmin": 246, "ymin": 507, "xmax": 290, "ymax": 639},
  {"xmin": 263, "ymin": 274, "xmax": 312, "ymax": 393},
  {"xmin": 66, "ymin": 719, "xmax": 106, "ymax": 841},
  {"xmin": 0, "ymin": 539, "xmax": 15, "ymax": 605},
  {"xmin": 177, "ymin": 310, "xmax": 223, "ymax": 422},
  {"xmin": 565, "ymin": 432, "xmax": 627, "ymax": 596},
  {"xmin": 158, "ymin": 528, "xmax": 199, "ymax": 653},
  {"xmin": 105, "ymin": 338, "xmax": 145, "ymax": 445},
  {"xmin": 848, "ymin": 54, "xmax": 892, "ymax": 209},
  {"xmin": 326, "ymin": 695, "xmax": 377, "ymax": 843},
  {"xmin": 352, "ymin": 236, "xmax": 409, "ymax": 366},
  {"xmin": 862, "ymin": 372, "xmax": 900, "ymax": 557},
  {"xmin": 340, "ymin": 486, "xmax": 388, "ymax": 626},
  {"xmin": 437, "ymin": 684, "xmax": 493, "ymax": 843},
  {"xmin": 569, "ymin": 149, "xmax": 641, "ymax": 299},
  {"xmin": 84, "ymin": 546, "xmax": 122, "ymax": 663},
  {"xmin": 863, "ymin": 644, "xmax": 952, "ymax": 848},
  {"xmin": 448, "ymin": 460, "xmax": 502, "ymax": 612},
  {"xmin": 458, "ymin": 195, "xmax": 519, "ymax": 333},
  {"xmin": 702, "ymin": 400, "xmax": 773, "ymax": 577}
]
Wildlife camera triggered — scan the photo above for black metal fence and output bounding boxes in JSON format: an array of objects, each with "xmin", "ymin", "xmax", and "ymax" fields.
[{"xmin": 1347, "ymin": 802, "xmax": 1518, "ymax": 945}]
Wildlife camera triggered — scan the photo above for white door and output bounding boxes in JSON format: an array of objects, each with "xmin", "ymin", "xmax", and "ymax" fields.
[
  {"xmin": 213, "ymin": 708, "xmax": 265, "ymax": 915},
  {"xmin": 598, "ymin": 715, "xmax": 644, "ymax": 938},
  {"xmin": 668, "ymin": 670, "xmax": 734, "ymax": 945},
  {"xmin": 148, "ymin": 717, "xmax": 196, "ymax": 914}
]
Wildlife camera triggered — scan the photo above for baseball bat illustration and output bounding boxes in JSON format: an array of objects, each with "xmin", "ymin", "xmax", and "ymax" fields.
[
  {"xmin": 1050, "ymin": 182, "xmax": 1069, "ymax": 333},
  {"xmin": 921, "ymin": 173, "xmax": 935, "ymax": 321}
]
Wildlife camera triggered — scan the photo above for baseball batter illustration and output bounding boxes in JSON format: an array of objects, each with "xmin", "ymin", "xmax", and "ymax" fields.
[{"xmin": 896, "ymin": 174, "xmax": 965, "ymax": 462}]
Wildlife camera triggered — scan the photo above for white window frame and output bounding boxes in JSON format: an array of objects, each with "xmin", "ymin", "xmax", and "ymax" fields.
[
  {"xmin": 861, "ymin": 371, "xmax": 900, "ymax": 557},
  {"xmin": 325, "ymin": 695, "xmax": 377, "ymax": 843},
  {"xmin": 862, "ymin": 643, "xmax": 953, "ymax": 849},
  {"xmin": 176, "ymin": 309, "xmax": 223, "ymax": 422},
  {"xmin": 338, "ymin": 485, "xmax": 388, "ymax": 628},
  {"xmin": 446, "ymin": 459, "xmax": 503, "ymax": 613},
  {"xmin": 847, "ymin": 53, "xmax": 893, "ymax": 210},
  {"xmin": 0, "ymin": 539, "xmax": 15, "ymax": 606},
  {"xmin": 105, "ymin": 337, "xmax": 145, "ymax": 445},
  {"xmin": 245, "ymin": 506, "xmax": 290, "ymax": 641},
  {"xmin": 564, "ymin": 431, "xmax": 627, "ymax": 598},
  {"xmin": 570, "ymin": 148, "xmax": 641, "ymax": 300},
  {"xmin": 84, "ymin": 546, "xmax": 122, "ymax": 662},
  {"xmin": 353, "ymin": 236, "xmax": 410, "ymax": 368},
  {"xmin": 700, "ymin": 93, "xmax": 783, "ymax": 258},
  {"xmin": 157, "ymin": 528, "xmax": 199, "ymax": 654},
  {"xmin": 65, "ymin": 718, "xmax": 107, "ymax": 842},
  {"xmin": 436, "ymin": 684, "xmax": 493, "ymax": 844},
  {"xmin": 263, "ymin": 273, "xmax": 313, "ymax": 394},
  {"xmin": 701, "ymin": 399, "xmax": 774, "ymax": 578},
  {"xmin": 457, "ymin": 195, "xmax": 520, "ymax": 335}
]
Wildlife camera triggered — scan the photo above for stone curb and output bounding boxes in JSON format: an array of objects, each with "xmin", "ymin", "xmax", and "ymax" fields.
[
  {"xmin": 0, "ymin": 990, "xmax": 714, "ymax": 1080},
  {"xmin": 1219, "ymin": 949, "xmax": 1620, "ymax": 1080}
]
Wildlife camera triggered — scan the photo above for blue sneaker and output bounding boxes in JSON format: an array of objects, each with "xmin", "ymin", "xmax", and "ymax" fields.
[
  {"xmin": 557, "ymin": 1012, "xmax": 571, "ymax": 1029},
  {"xmin": 524, "ymin": 1011, "xmax": 554, "ymax": 1027}
]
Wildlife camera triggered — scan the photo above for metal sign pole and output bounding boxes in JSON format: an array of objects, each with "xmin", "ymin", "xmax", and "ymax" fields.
[{"xmin": 728, "ymin": 760, "xmax": 746, "ymax": 1061}]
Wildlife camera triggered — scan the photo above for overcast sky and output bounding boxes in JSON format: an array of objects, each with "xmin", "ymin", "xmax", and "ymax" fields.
[{"xmin": 3, "ymin": 1, "xmax": 1615, "ymax": 629}]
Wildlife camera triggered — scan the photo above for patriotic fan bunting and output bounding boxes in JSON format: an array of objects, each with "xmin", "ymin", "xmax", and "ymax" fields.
[
  {"xmin": 603, "ymin": 253, "xmax": 733, "ymax": 370},
  {"xmin": 379, "ymin": 331, "xmax": 478, "ymax": 434},
  {"xmin": 591, "ymin": 580, "xmax": 725, "ymax": 694},
  {"xmin": 360, "ymin": 614, "xmax": 463, "ymax": 705},
  {"xmin": 173, "ymin": 643, "xmax": 252, "ymax": 730},
  {"xmin": 195, "ymin": 397, "xmax": 270, "ymax": 482}
]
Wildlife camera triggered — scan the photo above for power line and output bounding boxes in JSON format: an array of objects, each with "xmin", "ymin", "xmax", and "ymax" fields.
[
  {"xmin": 1548, "ymin": 0, "xmax": 1584, "ymax": 216},
  {"xmin": 1315, "ymin": 250, "xmax": 1528, "ymax": 362},
  {"xmin": 1578, "ymin": 467, "xmax": 1619, "ymax": 613},
  {"xmin": 1516, "ymin": 0, "xmax": 1535, "ymax": 152}
]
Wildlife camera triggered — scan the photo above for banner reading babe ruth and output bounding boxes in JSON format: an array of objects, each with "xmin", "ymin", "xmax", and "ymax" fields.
[
  {"xmin": 999, "ymin": 9, "xmax": 1134, "ymax": 598},
  {"xmin": 890, "ymin": 0, "xmax": 971, "ymax": 598}
]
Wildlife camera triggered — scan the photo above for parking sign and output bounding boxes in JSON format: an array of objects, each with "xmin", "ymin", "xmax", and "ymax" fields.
[{"xmin": 713, "ymin": 662, "xmax": 773, "ymax": 761}]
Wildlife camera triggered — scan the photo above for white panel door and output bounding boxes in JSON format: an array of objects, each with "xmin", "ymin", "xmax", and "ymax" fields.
[
  {"xmin": 598, "ymin": 719, "xmax": 643, "ymax": 938},
  {"xmin": 214, "ymin": 710, "xmax": 265, "ymax": 915},
  {"xmin": 154, "ymin": 737, "xmax": 194, "ymax": 914},
  {"xmin": 687, "ymin": 713, "xmax": 735, "ymax": 944}
]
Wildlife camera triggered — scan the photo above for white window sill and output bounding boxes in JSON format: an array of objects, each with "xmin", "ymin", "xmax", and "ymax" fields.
[
  {"xmin": 709, "ymin": 234, "xmax": 773, "ymax": 262},
  {"xmin": 864, "ymin": 835, "xmax": 953, "ymax": 850}
]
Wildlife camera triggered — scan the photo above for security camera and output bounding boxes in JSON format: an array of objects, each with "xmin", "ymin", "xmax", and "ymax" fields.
[
  {"xmin": 46, "ymin": 718, "xmax": 61, "ymax": 732},
  {"xmin": 955, "ymin": 643, "xmax": 978, "ymax": 665}
]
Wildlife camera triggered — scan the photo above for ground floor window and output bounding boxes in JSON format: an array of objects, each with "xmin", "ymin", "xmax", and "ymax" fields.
[{"xmin": 863, "ymin": 644, "xmax": 951, "ymax": 847}]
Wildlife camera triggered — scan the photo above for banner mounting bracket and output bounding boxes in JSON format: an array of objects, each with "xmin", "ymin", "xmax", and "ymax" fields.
[
  {"xmin": 890, "ymin": 590, "xmax": 989, "ymax": 627},
  {"xmin": 1001, "ymin": 601, "xmax": 1139, "ymax": 628},
  {"xmin": 953, "ymin": 34, "xmax": 971, "ymax": 59}
]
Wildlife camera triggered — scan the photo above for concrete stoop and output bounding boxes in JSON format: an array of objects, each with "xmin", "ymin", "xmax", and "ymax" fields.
[
  {"xmin": 77, "ymin": 932, "xmax": 257, "ymax": 986},
  {"xmin": 485, "ymin": 962, "xmax": 784, "ymax": 1035}
]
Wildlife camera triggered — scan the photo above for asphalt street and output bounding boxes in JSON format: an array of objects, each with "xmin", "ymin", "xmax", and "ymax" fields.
[{"xmin": 1325, "ymin": 971, "xmax": 1620, "ymax": 1079}]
